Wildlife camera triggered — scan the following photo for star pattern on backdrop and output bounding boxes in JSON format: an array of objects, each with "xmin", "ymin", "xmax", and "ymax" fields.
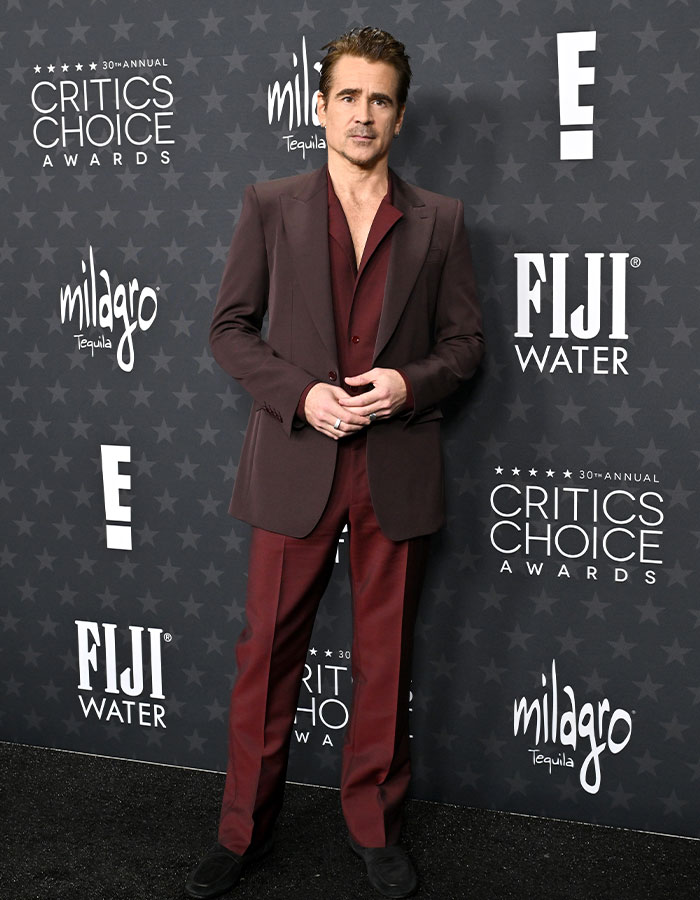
[{"xmin": 1, "ymin": 0, "xmax": 698, "ymax": 841}]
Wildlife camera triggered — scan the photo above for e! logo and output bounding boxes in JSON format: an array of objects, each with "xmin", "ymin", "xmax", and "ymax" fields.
[
  {"xmin": 556, "ymin": 31, "xmax": 597, "ymax": 160},
  {"xmin": 100, "ymin": 444, "xmax": 132, "ymax": 550}
]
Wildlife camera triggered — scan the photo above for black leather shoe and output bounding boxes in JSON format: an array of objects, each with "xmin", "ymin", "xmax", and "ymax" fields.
[
  {"xmin": 348, "ymin": 836, "xmax": 418, "ymax": 898},
  {"xmin": 184, "ymin": 837, "xmax": 273, "ymax": 899}
]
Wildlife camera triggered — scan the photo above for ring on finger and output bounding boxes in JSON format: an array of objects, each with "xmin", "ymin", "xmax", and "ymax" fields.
[
  {"xmin": 333, "ymin": 418, "xmax": 341, "ymax": 429},
  {"xmin": 368, "ymin": 412, "xmax": 377, "ymax": 423}
]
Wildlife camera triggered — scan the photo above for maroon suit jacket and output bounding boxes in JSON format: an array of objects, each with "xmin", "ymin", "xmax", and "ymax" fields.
[{"xmin": 210, "ymin": 164, "xmax": 484, "ymax": 540}]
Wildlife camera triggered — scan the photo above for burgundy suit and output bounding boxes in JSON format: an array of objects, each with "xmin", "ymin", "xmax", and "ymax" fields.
[
  {"xmin": 210, "ymin": 164, "xmax": 483, "ymax": 541},
  {"xmin": 210, "ymin": 164, "xmax": 483, "ymax": 854}
]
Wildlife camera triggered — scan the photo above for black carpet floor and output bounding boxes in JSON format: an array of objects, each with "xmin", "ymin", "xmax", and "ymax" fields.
[{"xmin": 2, "ymin": 741, "xmax": 699, "ymax": 900}]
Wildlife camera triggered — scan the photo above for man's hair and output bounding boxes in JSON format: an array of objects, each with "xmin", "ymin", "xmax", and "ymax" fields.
[{"xmin": 319, "ymin": 27, "xmax": 412, "ymax": 108}]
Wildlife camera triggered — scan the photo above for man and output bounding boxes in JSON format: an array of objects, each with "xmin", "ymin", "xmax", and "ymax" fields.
[{"xmin": 185, "ymin": 26, "xmax": 483, "ymax": 900}]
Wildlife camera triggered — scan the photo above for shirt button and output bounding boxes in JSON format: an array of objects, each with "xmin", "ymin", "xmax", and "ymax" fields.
[
  {"xmin": 351, "ymin": 335, "xmax": 360, "ymax": 344},
  {"xmin": 328, "ymin": 370, "xmax": 337, "ymax": 382}
]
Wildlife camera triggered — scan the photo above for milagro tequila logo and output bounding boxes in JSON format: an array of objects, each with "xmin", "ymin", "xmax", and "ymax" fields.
[
  {"xmin": 267, "ymin": 35, "xmax": 326, "ymax": 160},
  {"xmin": 513, "ymin": 660, "xmax": 633, "ymax": 794},
  {"xmin": 59, "ymin": 245, "xmax": 158, "ymax": 371},
  {"xmin": 514, "ymin": 251, "xmax": 639, "ymax": 375},
  {"xmin": 76, "ymin": 620, "xmax": 169, "ymax": 728}
]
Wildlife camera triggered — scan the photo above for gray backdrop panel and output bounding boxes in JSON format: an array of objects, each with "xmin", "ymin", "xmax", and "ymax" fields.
[{"xmin": 1, "ymin": 1, "xmax": 698, "ymax": 837}]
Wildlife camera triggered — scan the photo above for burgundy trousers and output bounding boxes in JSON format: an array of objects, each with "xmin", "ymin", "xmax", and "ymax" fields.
[{"xmin": 218, "ymin": 432, "xmax": 430, "ymax": 853}]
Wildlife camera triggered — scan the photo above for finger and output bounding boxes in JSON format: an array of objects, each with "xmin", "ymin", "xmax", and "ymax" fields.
[
  {"xmin": 317, "ymin": 421, "xmax": 364, "ymax": 440},
  {"xmin": 335, "ymin": 410, "xmax": 386, "ymax": 429},
  {"xmin": 312, "ymin": 383, "xmax": 352, "ymax": 400},
  {"xmin": 337, "ymin": 390, "xmax": 381, "ymax": 408},
  {"xmin": 323, "ymin": 412, "xmax": 365, "ymax": 431},
  {"xmin": 327, "ymin": 404, "xmax": 371, "ymax": 426},
  {"xmin": 344, "ymin": 372, "xmax": 376, "ymax": 387},
  {"xmin": 329, "ymin": 416, "xmax": 369, "ymax": 432},
  {"xmin": 310, "ymin": 402, "xmax": 366, "ymax": 428},
  {"xmin": 338, "ymin": 399, "xmax": 386, "ymax": 418},
  {"xmin": 313, "ymin": 421, "xmax": 340, "ymax": 440},
  {"xmin": 340, "ymin": 414, "xmax": 372, "ymax": 427}
]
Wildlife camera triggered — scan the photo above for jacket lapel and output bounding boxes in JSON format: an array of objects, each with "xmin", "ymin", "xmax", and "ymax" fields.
[
  {"xmin": 280, "ymin": 165, "xmax": 338, "ymax": 361},
  {"xmin": 280, "ymin": 165, "xmax": 436, "ymax": 366},
  {"xmin": 373, "ymin": 169, "xmax": 436, "ymax": 362}
]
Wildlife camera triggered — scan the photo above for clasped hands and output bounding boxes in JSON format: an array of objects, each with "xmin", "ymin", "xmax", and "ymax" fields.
[{"xmin": 304, "ymin": 368, "xmax": 407, "ymax": 440}]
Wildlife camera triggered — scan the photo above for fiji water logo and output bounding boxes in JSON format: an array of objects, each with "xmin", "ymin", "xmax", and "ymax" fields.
[
  {"xmin": 513, "ymin": 251, "xmax": 635, "ymax": 376},
  {"xmin": 513, "ymin": 659, "xmax": 633, "ymax": 794},
  {"xmin": 76, "ymin": 620, "xmax": 168, "ymax": 728}
]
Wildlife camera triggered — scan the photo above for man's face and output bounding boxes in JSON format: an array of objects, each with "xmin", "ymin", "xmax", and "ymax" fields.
[{"xmin": 317, "ymin": 54, "xmax": 405, "ymax": 171}]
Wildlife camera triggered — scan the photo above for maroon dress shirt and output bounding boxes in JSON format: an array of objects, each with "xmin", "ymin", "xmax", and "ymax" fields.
[{"xmin": 296, "ymin": 168, "xmax": 413, "ymax": 420}]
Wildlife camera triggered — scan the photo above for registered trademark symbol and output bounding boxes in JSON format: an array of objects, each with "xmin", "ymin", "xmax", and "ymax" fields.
[
  {"xmin": 630, "ymin": 257, "xmax": 641, "ymax": 268},
  {"xmin": 164, "ymin": 632, "xmax": 172, "ymax": 642}
]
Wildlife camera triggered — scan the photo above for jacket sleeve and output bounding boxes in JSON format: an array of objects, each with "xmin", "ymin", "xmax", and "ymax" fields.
[
  {"xmin": 209, "ymin": 184, "xmax": 319, "ymax": 437},
  {"xmin": 400, "ymin": 199, "xmax": 484, "ymax": 415}
]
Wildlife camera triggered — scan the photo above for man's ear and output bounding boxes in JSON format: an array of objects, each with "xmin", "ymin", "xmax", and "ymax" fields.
[
  {"xmin": 316, "ymin": 92, "xmax": 327, "ymax": 125},
  {"xmin": 396, "ymin": 104, "xmax": 406, "ymax": 130}
]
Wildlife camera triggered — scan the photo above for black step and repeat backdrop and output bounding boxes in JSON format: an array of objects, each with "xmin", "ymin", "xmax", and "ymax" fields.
[{"xmin": 2, "ymin": 1, "xmax": 699, "ymax": 839}]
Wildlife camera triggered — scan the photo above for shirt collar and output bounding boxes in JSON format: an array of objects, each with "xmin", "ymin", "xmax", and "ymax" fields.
[{"xmin": 326, "ymin": 167, "xmax": 403, "ymax": 276}]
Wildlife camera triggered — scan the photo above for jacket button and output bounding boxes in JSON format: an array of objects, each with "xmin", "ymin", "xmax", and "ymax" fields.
[
  {"xmin": 328, "ymin": 370, "xmax": 337, "ymax": 382},
  {"xmin": 351, "ymin": 335, "xmax": 360, "ymax": 344}
]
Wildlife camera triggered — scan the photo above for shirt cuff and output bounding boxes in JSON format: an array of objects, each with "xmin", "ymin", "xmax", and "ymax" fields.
[
  {"xmin": 397, "ymin": 369, "xmax": 414, "ymax": 411},
  {"xmin": 295, "ymin": 380, "xmax": 320, "ymax": 423}
]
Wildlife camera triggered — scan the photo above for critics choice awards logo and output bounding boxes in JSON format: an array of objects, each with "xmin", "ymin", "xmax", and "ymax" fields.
[
  {"xmin": 293, "ymin": 644, "xmax": 416, "ymax": 749},
  {"xmin": 490, "ymin": 466, "xmax": 664, "ymax": 585},
  {"xmin": 30, "ymin": 58, "xmax": 174, "ymax": 168},
  {"xmin": 295, "ymin": 649, "xmax": 351, "ymax": 748}
]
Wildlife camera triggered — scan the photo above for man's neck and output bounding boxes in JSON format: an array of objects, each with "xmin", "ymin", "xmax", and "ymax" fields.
[{"xmin": 327, "ymin": 154, "xmax": 390, "ymax": 203}]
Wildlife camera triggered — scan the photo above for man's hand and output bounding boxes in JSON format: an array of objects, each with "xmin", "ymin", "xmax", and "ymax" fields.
[
  {"xmin": 304, "ymin": 383, "xmax": 371, "ymax": 440},
  {"xmin": 339, "ymin": 368, "xmax": 408, "ymax": 420}
]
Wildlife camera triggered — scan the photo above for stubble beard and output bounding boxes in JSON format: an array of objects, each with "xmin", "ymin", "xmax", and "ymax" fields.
[{"xmin": 338, "ymin": 135, "xmax": 388, "ymax": 171}]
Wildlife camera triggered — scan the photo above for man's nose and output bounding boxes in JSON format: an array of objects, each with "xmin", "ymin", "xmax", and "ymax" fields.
[{"xmin": 355, "ymin": 100, "xmax": 373, "ymax": 123}]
